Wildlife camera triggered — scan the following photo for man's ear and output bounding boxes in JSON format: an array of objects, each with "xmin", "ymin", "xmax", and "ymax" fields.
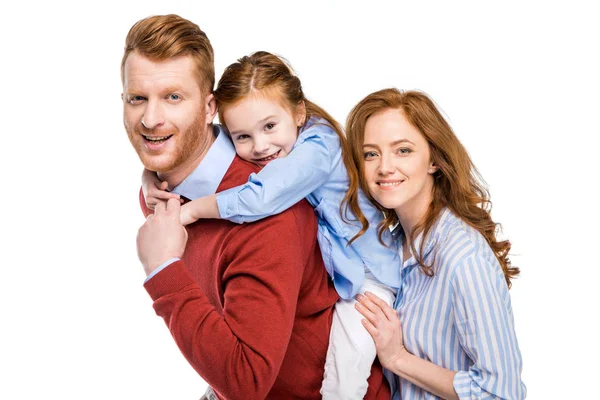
[
  {"xmin": 205, "ymin": 93, "xmax": 218, "ymax": 124},
  {"xmin": 295, "ymin": 101, "xmax": 307, "ymax": 126}
]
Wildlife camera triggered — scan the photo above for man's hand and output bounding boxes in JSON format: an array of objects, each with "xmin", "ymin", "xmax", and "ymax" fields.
[
  {"xmin": 137, "ymin": 198, "xmax": 188, "ymax": 276},
  {"xmin": 142, "ymin": 168, "xmax": 182, "ymax": 210}
]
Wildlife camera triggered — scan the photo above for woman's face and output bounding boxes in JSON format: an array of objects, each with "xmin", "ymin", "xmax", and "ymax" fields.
[{"xmin": 362, "ymin": 108, "xmax": 437, "ymax": 219}]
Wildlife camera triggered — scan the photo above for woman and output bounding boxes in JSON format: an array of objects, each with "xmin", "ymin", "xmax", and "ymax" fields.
[{"xmin": 347, "ymin": 88, "xmax": 526, "ymax": 399}]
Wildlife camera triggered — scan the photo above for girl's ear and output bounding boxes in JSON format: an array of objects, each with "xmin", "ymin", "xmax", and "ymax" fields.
[{"xmin": 295, "ymin": 101, "xmax": 307, "ymax": 126}]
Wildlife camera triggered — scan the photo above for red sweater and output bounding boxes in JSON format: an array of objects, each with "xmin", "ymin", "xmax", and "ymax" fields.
[{"xmin": 142, "ymin": 156, "xmax": 390, "ymax": 399}]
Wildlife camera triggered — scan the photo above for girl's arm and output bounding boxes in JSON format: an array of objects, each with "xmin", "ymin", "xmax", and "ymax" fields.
[
  {"xmin": 183, "ymin": 126, "xmax": 336, "ymax": 225},
  {"xmin": 356, "ymin": 292, "xmax": 459, "ymax": 400},
  {"xmin": 180, "ymin": 194, "xmax": 219, "ymax": 225}
]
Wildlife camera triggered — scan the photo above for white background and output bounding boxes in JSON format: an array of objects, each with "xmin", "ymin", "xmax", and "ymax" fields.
[{"xmin": 1, "ymin": 1, "xmax": 598, "ymax": 399}]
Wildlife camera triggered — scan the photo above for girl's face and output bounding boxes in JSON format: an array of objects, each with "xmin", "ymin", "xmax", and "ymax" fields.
[
  {"xmin": 222, "ymin": 95, "xmax": 304, "ymax": 167},
  {"xmin": 362, "ymin": 108, "xmax": 437, "ymax": 220}
]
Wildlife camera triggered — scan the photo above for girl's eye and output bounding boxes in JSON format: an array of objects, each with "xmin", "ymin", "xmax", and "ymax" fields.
[
  {"xmin": 235, "ymin": 134, "xmax": 250, "ymax": 141},
  {"xmin": 363, "ymin": 151, "xmax": 378, "ymax": 160},
  {"xmin": 265, "ymin": 123, "xmax": 275, "ymax": 130}
]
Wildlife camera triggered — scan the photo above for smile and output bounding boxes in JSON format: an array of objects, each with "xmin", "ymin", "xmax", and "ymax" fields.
[
  {"xmin": 141, "ymin": 134, "xmax": 173, "ymax": 143},
  {"xmin": 254, "ymin": 150, "xmax": 281, "ymax": 162},
  {"xmin": 377, "ymin": 180, "xmax": 403, "ymax": 188}
]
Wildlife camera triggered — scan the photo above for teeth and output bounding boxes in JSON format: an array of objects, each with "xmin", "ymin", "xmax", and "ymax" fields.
[
  {"xmin": 257, "ymin": 151, "xmax": 279, "ymax": 161},
  {"xmin": 379, "ymin": 181, "xmax": 401, "ymax": 187},
  {"xmin": 143, "ymin": 134, "xmax": 171, "ymax": 142}
]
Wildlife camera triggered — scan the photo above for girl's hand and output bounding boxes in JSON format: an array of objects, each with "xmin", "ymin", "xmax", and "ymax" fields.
[
  {"xmin": 180, "ymin": 202, "xmax": 198, "ymax": 226},
  {"xmin": 179, "ymin": 195, "xmax": 219, "ymax": 226},
  {"xmin": 142, "ymin": 169, "xmax": 181, "ymax": 210},
  {"xmin": 355, "ymin": 291, "xmax": 408, "ymax": 369}
]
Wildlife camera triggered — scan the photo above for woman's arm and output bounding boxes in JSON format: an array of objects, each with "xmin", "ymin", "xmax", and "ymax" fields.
[
  {"xmin": 449, "ymin": 256, "xmax": 526, "ymax": 400},
  {"xmin": 356, "ymin": 253, "xmax": 526, "ymax": 400},
  {"xmin": 356, "ymin": 292, "xmax": 459, "ymax": 400}
]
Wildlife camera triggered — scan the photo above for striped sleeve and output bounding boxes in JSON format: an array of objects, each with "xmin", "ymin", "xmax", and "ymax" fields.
[{"xmin": 450, "ymin": 255, "xmax": 526, "ymax": 400}]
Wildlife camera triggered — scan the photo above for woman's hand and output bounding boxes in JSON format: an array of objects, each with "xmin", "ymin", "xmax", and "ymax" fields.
[
  {"xmin": 355, "ymin": 291, "xmax": 408, "ymax": 369},
  {"xmin": 142, "ymin": 168, "xmax": 182, "ymax": 210}
]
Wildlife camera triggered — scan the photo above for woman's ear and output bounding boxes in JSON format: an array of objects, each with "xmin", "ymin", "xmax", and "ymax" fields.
[
  {"xmin": 295, "ymin": 101, "xmax": 307, "ymax": 126},
  {"xmin": 428, "ymin": 162, "xmax": 438, "ymax": 174}
]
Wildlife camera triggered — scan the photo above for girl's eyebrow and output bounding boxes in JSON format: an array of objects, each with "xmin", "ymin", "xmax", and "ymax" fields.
[{"xmin": 257, "ymin": 115, "xmax": 276, "ymax": 124}]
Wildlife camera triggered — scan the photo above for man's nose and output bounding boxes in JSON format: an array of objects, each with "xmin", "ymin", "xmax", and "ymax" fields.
[{"xmin": 141, "ymin": 100, "xmax": 165, "ymax": 129}]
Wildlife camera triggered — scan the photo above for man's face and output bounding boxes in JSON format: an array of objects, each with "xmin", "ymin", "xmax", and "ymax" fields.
[{"xmin": 122, "ymin": 52, "xmax": 212, "ymax": 174}]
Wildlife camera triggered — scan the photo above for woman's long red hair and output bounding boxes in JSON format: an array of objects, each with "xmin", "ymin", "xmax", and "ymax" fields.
[{"xmin": 345, "ymin": 89, "xmax": 519, "ymax": 287}]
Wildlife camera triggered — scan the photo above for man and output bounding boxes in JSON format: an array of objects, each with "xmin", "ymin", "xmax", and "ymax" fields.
[{"xmin": 123, "ymin": 14, "xmax": 390, "ymax": 399}]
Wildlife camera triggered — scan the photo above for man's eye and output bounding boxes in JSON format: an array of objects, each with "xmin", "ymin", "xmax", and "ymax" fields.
[
  {"xmin": 169, "ymin": 94, "xmax": 181, "ymax": 101},
  {"xmin": 128, "ymin": 96, "xmax": 145, "ymax": 104}
]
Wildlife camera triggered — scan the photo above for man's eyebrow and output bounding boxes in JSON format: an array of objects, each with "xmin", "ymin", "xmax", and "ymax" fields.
[{"xmin": 162, "ymin": 86, "xmax": 187, "ymax": 94}]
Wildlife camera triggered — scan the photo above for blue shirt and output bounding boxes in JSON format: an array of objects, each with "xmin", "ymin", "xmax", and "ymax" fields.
[
  {"xmin": 388, "ymin": 208, "xmax": 526, "ymax": 400},
  {"xmin": 216, "ymin": 118, "xmax": 401, "ymax": 299},
  {"xmin": 145, "ymin": 125, "xmax": 236, "ymax": 281}
]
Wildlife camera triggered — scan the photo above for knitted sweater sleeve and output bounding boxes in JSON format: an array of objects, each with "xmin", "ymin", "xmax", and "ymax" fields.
[{"xmin": 143, "ymin": 206, "xmax": 310, "ymax": 400}]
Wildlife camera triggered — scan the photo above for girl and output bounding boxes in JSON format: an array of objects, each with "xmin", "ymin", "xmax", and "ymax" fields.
[
  {"xmin": 143, "ymin": 51, "xmax": 400, "ymax": 399},
  {"xmin": 348, "ymin": 89, "xmax": 526, "ymax": 399}
]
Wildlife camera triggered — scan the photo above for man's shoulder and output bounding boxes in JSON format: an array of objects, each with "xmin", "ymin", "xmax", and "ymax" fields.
[
  {"xmin": 217, "ymin": 155, "xmax": 260, "ymax": 191},
  {"xmin": 218, "ymin": 156, "xmax": 316, "ymax": 223}
]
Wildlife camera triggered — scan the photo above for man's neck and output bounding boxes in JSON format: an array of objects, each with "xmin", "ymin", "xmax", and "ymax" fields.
[{"xmin": 158, "ymin": 125, "xmax": 216, "ymax": 190}]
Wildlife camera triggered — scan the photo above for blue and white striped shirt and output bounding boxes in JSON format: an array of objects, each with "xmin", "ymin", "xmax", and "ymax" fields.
[{"xmin": 389, "ymin": 208, "xmax": 526, "ymax": 400}]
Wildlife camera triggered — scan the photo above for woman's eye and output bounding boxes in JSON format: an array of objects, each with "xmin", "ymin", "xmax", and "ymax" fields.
[
  {"xmin": 363, "ymin": 151, "xmax": 378, "ymax": 160},
  {"xmin": 397, "ymin": 148, "xmax": 412, "ymax": 155}
]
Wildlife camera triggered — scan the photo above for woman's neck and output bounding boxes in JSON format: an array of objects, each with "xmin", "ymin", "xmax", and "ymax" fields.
[{"xmin": 396, "ymin": 189, "xmax": 433, "ymax": 253}]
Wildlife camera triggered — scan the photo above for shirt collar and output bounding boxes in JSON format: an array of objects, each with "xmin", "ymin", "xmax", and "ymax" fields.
[
  {"xmin": 171, "ymin": 124, "xmax": 236, "ymax": 200},
  {"xmin": 397, "ymin": 207, "xmax": 453, "ymax": 269}
]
